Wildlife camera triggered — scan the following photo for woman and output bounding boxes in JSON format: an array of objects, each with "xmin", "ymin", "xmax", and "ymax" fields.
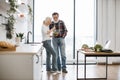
[{"xmin": 41, "ymin": 17, "xmax": 59, "ymax": 74}]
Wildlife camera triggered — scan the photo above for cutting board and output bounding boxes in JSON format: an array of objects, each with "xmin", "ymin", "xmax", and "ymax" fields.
[{"xmin": 0, "ymin": 46, "xmax": 16, "ymax": 51}]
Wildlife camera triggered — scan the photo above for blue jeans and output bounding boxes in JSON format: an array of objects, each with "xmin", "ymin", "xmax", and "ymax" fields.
[
  {"xmin": 43, "ymin": 40, "xmax": 57, "ymax": 71},
  {"xmin": 52, "ymin": 38, "xmax": 66, "ymax": 71}
]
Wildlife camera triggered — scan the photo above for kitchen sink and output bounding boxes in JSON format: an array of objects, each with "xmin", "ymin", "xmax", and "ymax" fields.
[
  {"xmin": 24, "ymin": 42, "xmax": 42, "ymax": 46},
  {"xmin": 24, "ymin": 42, "xmax": 42, "ymax": 44}
]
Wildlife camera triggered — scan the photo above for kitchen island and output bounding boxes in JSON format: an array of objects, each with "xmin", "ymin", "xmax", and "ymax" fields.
[{"xmin": 0, "ymin": 44, "xmax": 43, "ymax": 80}]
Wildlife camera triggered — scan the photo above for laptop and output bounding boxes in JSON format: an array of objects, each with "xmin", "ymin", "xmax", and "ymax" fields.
[
  {"xmin": 101, "ymin": 40, "xmax": 113, "ymax": 53},
  {"xmin": 104, "ymin": 40, "xmax": 111, "ymax": 49}
]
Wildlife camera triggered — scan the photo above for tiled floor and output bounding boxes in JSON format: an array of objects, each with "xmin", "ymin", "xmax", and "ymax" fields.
[{"xmin": 42, "ymin": 64, "xmax": 120, "ymax": 80}]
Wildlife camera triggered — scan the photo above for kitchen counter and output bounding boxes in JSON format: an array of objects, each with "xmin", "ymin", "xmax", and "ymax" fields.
[
  {"xmin": 0, "ymin": 43, "xmax": 43, "ymax": 55},
  {"xmin": 0, "ymin": 43, "xmax": 43, "ymax": 80}
]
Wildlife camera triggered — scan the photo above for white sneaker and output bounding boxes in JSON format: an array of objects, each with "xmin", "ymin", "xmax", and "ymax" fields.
[
  {"xmin": 52, "ymin": 71, "xmax": 58, "ymax": 75},
  {"xmin": 51, "ymin": 70, "xmax": 56, "ymax": 73},
  {"xmin": 57, "ymin": 71, "xmax": 61, "ymax": 74}
]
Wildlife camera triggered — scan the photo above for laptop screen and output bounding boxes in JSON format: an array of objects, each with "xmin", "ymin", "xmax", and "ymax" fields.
[{"xmin": 104, "ymin": 40, "xmax": 111, "ymax": 49}]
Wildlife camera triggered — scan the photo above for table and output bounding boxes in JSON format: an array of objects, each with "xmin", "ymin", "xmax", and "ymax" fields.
[{"xmin": 76, "ymin": 50, "xmax": 120, "ymax": 80}]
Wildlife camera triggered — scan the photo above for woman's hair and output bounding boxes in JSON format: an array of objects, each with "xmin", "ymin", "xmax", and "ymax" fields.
[
  {"xmin": 43, "ymin": 17, "xmax": 51, "ymax": 25},
  {"xmin": 43, "ymin": 20, "xmax": 45, "ymax": 24},
  {"xmin": 45, "ymin": 17, "xmax": 51, "ymax": 21}
]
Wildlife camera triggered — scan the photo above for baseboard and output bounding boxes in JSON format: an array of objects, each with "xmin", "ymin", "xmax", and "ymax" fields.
[
  {"xmin": 97, "ymin": 62, "xmax": 106, "ymax": 65},
  {"xmin": 97, "ymin": 62, "xmax": 120, "ymax": 65},
  {"xmin": 112, "ymin": 62, "xmax": 120, "ymax": 65}
]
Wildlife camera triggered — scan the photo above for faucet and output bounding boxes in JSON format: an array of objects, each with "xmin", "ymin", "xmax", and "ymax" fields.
[{"xmin": 26, "ymin": 31, "xmax": 32, "ymax": 44}]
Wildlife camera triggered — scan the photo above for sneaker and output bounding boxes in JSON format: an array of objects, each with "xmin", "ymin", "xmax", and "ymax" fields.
[
  {"xmin": 57, "ymin": 71, "xmax": 61, "ymax": 74},
  {"xmin": 62, "ymin": 69, "xmax": 68, "ymax": 73},
  {"xmin": 50, "ymin": 70, "xmax": 56, "ymax": 73},
  {"xmin": 52, "ymin": 71, "xmax": 58, "ymax": 75}
]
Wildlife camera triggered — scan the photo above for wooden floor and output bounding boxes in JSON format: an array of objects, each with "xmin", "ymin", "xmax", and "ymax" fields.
[{"xmin": 41, "ymin": 64, "xmax": 120, "ymax": 80}]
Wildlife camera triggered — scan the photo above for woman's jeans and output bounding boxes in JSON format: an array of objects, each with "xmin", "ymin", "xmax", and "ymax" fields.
[
  {"xmin": 43, "ymin": 40, "xmax": 57, "ymax": 71},
  {"xmin": 52, "ymin": 38, "xmax": 66, "ymax": 71}
]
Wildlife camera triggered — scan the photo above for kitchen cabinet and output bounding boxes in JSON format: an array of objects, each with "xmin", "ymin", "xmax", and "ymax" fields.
[{"xmin": 0, "ymin": 44, "xmax": 43, "ymax": 80}]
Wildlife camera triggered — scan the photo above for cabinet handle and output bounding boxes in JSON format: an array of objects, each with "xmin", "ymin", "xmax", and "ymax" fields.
[
  {"xmin": 40, "ymin": 46, "xmax": 44, "ymax": 55},
  {"xmin": 36, "ymin": 46, "xmax": 44, "ymax": 64},
  {"xmin": 36, "ymin": 54, "xmax": 39, "ymax": 64}
]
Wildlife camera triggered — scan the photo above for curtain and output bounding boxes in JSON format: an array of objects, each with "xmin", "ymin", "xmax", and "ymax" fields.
[{"xmin": 97, "ymin": 0, "xmax": 120, "ymax": 63}]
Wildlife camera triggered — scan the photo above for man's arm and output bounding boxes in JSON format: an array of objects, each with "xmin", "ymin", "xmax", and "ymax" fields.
[
  {"xmin": 62, "ymin": 21, "xmax": 68, "ymax": 38},
  {"xmin": 47, "ymin": 26, "xmax": 55, "ymax": 34},
  {"xmin": 49, "ymin": 22, "xmax": 54, "ymax": 29}
]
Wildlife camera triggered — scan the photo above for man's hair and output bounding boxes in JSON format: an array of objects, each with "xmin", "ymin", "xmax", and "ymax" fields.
[{"xmin": 52, "ymin": 12, "xmax": 59, "ymax": 16}]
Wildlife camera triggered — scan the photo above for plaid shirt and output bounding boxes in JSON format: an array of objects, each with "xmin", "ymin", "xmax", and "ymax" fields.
[{"xmin": 49, "ymin": 20, "xmax": 68, "ymax": 38}]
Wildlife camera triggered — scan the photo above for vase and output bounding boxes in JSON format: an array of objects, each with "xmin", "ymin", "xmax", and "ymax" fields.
[{"xmin": 15, "ymin": 37, "xmax": 21, "ymax": 46}]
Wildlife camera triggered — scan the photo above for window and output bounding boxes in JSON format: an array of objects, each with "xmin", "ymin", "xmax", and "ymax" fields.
[
  {"xmin": 34, "ymin": 0, "xmax": 96, "ymax": 63},
  {"xmin": 75, "ymin": 0, "xmax": 96, "ymax": 61},
  {"xmin": 34, "ymin": 0, "xmax": 73, "ymax": 62}
]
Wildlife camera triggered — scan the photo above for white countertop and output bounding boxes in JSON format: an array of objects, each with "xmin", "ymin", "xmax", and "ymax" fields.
[{"xmin": 0, "ymin": 44, "xmax": 43, "ymax": 55}]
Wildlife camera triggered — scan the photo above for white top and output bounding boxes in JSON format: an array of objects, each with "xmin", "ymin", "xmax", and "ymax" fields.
[{"xmin": 41, "ymin": 24, "xmax": 51, "ymax": 41}]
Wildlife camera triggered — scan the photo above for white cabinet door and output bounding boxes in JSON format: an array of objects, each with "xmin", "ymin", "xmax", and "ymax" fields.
[
  {"xmin": 0, "ymin": 55, "xmax": 33, "ymax": 80},
  {"xmin": 0, "ymin": 48, "xmax": 43, "ymax": 80}
]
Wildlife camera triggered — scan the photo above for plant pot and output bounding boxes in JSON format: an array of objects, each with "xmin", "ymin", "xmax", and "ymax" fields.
[
  {"xmin": 96, "ymin": 48, "xmax": 101, "ymax": 52},
  {"xmin": 15, "ymin": 37, "xmax": 21, "ymax": 45}
]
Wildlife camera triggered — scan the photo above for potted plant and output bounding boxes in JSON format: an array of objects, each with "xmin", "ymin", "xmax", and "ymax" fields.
[
  {"xmin": 81, "ymin": 44, "xmax": 89, "ymax": 49},
  {"xmin": 94, "ymin": 44, "xmax": 103, "ymax": 52},
  {"xmin": 0, "ymin": 1, "xmax": 33, "ymax": 39},
  {"xmin": 16, "ymin": 33, "xmax": 24, "ymax": 42},
  {"xmin": 2, "ymin": 14, "xmax": 16, "ymax": 39},
  {"xmin": 0, "ymin": 0, "xmax": 18, "ymax": 39}
]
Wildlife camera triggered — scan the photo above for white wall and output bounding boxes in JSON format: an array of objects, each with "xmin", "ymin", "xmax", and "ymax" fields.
[
  {"xmin": 116, "ymin": 0, "xmax": 120, "ymax": 51},
  {"xmin": 0, "ymin": 0, "xmax": 33, "ymax": 43},
  {"xmin": 97, "ymin": 0, "xmax": 120, "ymax": 63},
  {"xmin": 0, "ymin": 0, "xmax": 10, "ymax": 41}
]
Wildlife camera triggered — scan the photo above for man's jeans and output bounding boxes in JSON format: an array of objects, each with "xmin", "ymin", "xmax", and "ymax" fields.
[
  {"xmin": 52, "ymin": 38, "xmax": 66, "ymax": 71},
  {"xmin": 43, "ymin": 40, "xmax": 57, "ymax": 71}
]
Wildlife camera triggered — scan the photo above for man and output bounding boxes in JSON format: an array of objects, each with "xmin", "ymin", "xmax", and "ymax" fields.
[{"xmin": 50, "ymin": 12, "xmax": 68, "ymax": 73}]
